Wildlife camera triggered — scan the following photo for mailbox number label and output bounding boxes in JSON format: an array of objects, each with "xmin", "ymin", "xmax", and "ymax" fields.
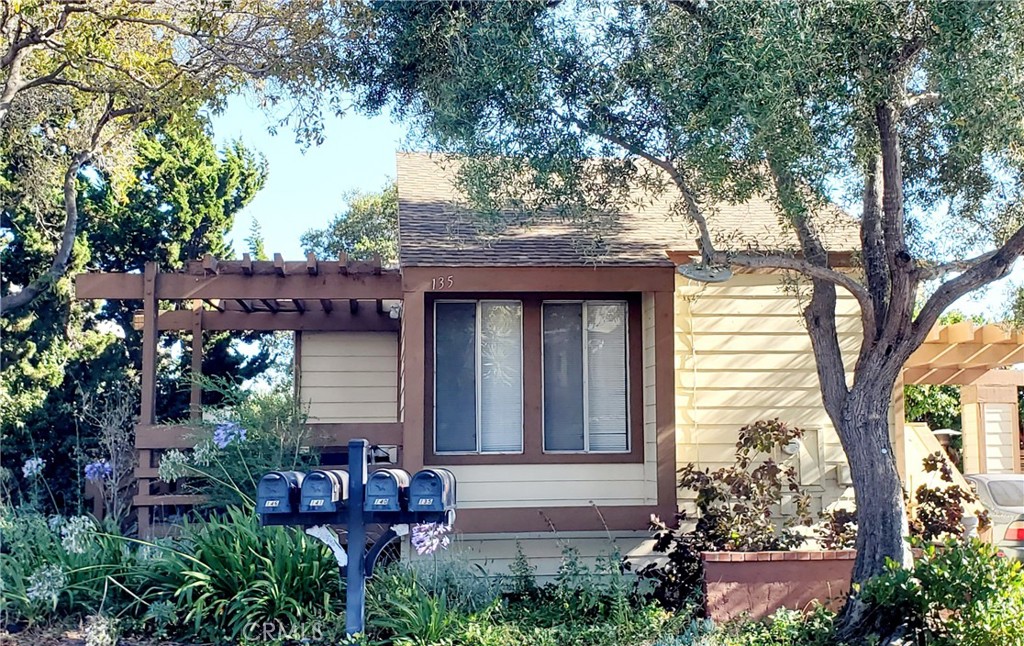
[
  {"xmin": 373, "ymin": 498, "xmax": 390, "ymax": 506},
  {"xmin": 309, "ymin": 499, "xmax": 324, "ymax": 507},
  {"xmin": 417, "ymin": 498, "xmax": 434, "ymax": 506},
  {"xmin": 264, "ymin": 500, "xmax": 280, "ymax": 508}
]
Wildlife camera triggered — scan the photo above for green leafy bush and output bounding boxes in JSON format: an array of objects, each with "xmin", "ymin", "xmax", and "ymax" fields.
[
  {"xmin": 0, "ymin": 510, "xmax": 157, "ymax": 625},
  {"xmin": 859, "ymin": 540, "xmax": 1024, "ymax": 646},
  {"xmin": 634, "ymin": 419, "xmax": 812, "ymax": 610},
  {"xmin": 145, "ymin": 506, "xmax": 341, "ymax": 642},
  {"xmin": 157, "ymin": 381, "xmax": 319, "ymax": 511},
  {"xmin": 690, "ymin": 607, "xmax": 838, "ymax": 646}
]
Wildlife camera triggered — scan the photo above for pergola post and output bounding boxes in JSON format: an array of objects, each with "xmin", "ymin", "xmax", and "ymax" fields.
[
  {"xmin": 190, "ymin": 299, "xmax": 203, "ymax": 422},
  {"xmin": 138, "ymin": 262, "xmax": 159, "ymax": 535}
]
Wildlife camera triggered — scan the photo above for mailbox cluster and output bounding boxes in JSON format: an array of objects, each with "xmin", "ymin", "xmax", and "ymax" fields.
[
  {"xmin": 257, "ymin": 466, "xmax": 456, "ymax": 526},
  {"xmin": 256, "ymin": 440, "xmax": 457, "ymax": 640}
]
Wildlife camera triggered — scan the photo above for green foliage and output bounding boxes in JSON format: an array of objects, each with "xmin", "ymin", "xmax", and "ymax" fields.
[
  {"xmin": 157, "ymin": 380, "xmax": 318, "ymax": 510},
  {"xmin": 366, "ymin": 547, "xmax": 683, "ymax": 646},
  {"xmin": 635, "ymin": 420, "xmax": 812, "ymax": 610},
  {"xmin": 859, "ymin": 540, "xmax": 1024, "ymax": 646},
  {"xmin": 692, "ymin": 607, "xmax": 840, "ymax": 646},
  {"xmin": 1, "ymin": 113, "xmax": 274, "ymax": 515},
  {"xmin": 301, "ymin": 182, "xmax": 399, "ymax": 265},
  {"xmin": 146, "ymin": 506, "xmax": 340, "ymax": 642}
]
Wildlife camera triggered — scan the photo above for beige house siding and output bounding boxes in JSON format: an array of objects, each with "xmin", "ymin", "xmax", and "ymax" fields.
[
  {"xmin": 675, "ymin": 273, "xmax": 861, "ymax": 516},
  {"xmin": 299, "ymin": 332, "xmax": 399, "ymax": 423}
]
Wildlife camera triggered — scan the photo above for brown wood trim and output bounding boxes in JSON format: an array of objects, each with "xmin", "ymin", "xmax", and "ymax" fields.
[
  {"xmin": 134, "ymin": 493, "xmax": 207, "ymax": 507},
  {"xmin": 146, "ymin": 309, "xmax": 400, "ymax": 332},
  {"xmin": 401, "ymin": 291, "xmax": 427, "ymax": 472},
  {"xmin": 136, "ymin": 422, "xmax": 404, "ymax": 450},
  {"xmin": 423, "ymin": 294, "xmax": 645, "ymax": 465},
  {"xmin": 666, "ymin": 249, "xmax": 856, "ymax": 269},
  {"xmin": 306, "ymin": 422, "xmax": 404, "ymax": 447},
  {"xmin": 654, "ymin": 291, "xmax": 677, "ymax": 508},
  {"xmin": 294, "ymin": 331, "xmax": 303, "ymax": 404},
  {"xmin": 403, "ymin": 266, "xmax": 674, "ymax": 294},
  {"xmin": 453, "ymin": 504, "xmax": 675, "ymax": 533},
  {"xmin": 189, "ymin": 299, "xmax": 203, "ymax": 421},
  {"xmin": 140, "ymin": 263, "xmax": 158, "ymax": 425},
  {"xmin": 76, "ymin": 271, "xmax": 401, "ymax": 300}
]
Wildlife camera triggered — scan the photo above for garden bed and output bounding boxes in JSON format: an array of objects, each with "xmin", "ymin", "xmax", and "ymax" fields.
[{"xmin": 702, "ymin": 550, "xmax": 856, "ymax": 623}]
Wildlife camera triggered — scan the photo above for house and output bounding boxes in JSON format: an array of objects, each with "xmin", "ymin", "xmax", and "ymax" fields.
[{"xmin": 74, "ymin": 153, "xmax": 1024, "ymax": 572}]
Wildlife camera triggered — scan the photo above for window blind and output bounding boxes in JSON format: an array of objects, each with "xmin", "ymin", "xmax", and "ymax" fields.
[
  {"xmin": 542, "ymin": 301, "xmax": 628, "ymax": 452},
  {"xmin": 435, "ymin": 301, "xmax": 523, "ymax": 454},
  {"xmin": 479, "ymin": 302, "xmax": 524, "ymax": 452}
]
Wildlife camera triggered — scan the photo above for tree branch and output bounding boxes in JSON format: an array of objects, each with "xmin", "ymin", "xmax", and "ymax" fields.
[
  {"xmin": 0, "ymin": 150, "xmax": 90, "ymax": 316},
  {"xmin": 903, "ymin": 91, "xmax": 940, "ymax": 109},
  {"xmin": 860, "ymin": 154, "xmax": 888, "ymax": 340},
  {"xmin": 912, "ymin": 224, "xmax": 1024, "ymax": 344}
]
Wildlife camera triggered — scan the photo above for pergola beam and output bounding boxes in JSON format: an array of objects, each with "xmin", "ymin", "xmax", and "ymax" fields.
[
  {"xmin": 137, "ymin": 309, "xmax": 399, "ymax": 332},
  {"xmin": 76, "ymin": 271, "xmax": 402, "ymax": 300}
]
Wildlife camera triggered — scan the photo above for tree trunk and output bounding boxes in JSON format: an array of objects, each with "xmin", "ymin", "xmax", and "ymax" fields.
[{"xmin": 834, "ymin": 379, "xmax": 912, "ymax": 639}]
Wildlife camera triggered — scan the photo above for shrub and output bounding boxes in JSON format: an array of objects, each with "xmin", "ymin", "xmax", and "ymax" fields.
[
  {"xmin": 858, "ymin": 540, "xmax": 1024, "ymax": 646},
  {"xmin": 0, "ymin": 510, "xmax": 160, "ymax": 625},
  {"xmin": 692, "ymin": 607, "xmax": 839, "ymax": 646},
  {"xmin": 633, "ymin": 419, "xmax": 811, "ymax": 610},
  {"xmin": 144, "ymin": 505, "xmax": 341, "ymax": 642},
  {"xmin": 910, "ymin": 452, "xmax": 990, "ymax": 541},
  {"xmin": 156, "ymin": 381, "xmax": 319, "ymax": 511}
]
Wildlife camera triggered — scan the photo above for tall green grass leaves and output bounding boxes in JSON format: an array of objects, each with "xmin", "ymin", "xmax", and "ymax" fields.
[{"xmin": 148, "ymin": 506, "xmax": 340, "ymax": 641}]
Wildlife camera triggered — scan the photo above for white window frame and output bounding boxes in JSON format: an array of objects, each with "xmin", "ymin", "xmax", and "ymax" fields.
[
  {"xmin": 540, "ymin": 299, "xmax": 631, "ymax": 454},
  {"xmin": 433, "ymin": 299, "xmax": 524, "ymax": 455}
]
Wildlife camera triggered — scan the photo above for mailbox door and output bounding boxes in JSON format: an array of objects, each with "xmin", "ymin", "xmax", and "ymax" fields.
[
  {"xmin": 365, "ymin": 468, "xmax": 410, "ymax": 512},
  {"xmin": 257, "ymin": 471, "xmax": 304, "ymax": 514}
]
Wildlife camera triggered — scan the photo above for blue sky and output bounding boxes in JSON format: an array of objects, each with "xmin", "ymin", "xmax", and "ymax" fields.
[{"xmin": 210, "ymin": 96, "xmax": 407, "ymax": 259}]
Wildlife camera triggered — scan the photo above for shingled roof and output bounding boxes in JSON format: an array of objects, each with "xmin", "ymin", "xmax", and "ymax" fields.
[{"xmin": 396, "ymin": 152, "xmax": 859, "ymax": 268}]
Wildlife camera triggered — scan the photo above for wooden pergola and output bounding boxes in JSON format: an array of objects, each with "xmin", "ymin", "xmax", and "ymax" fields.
[
  {"xmin": 75, "ymin": 253, "xmax": 403, "ymax": 534},
  {"xmin": 899, "ymin": 321, "xmax": 1024, "ymax": 476},
  {"xmin": 904, "ymin": 322, "xmax": 1024, "ymax": 386}
]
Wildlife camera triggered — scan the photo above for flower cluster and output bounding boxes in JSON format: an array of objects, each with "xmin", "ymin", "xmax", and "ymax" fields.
[
  {"xmin": 191, "ymin": 440, "xmax": 216, "ymax": 466},
  {"xmin": 411, "ymin": 522, "xmax": 452, "ymax": 555},
  {"xmin": 22, "ymin": 456, "xmax": 45, "ymax": 478},
  {"xmin": 61, "ymin": 515, "xmax": 96, "ymax": 554},
  {"xmin": 157, "ymin": 449, "xmax": 190, "ymax": 482},
  {"xmin": 84, "ymin": 460, "xmax": 113, "ymax": 482},
  {"xmin": 26, "ymin": 564, "xmax": 67, "ymax": 606},
  {"xmin": 213, "ymin": 422, "xmax": 247, "ymax": 449}
]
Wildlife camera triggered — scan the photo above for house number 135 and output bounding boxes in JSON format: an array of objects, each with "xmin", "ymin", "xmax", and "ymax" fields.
[{"xmin": 431, "ymin": 275, "xmax": 454, "ymax": 290}]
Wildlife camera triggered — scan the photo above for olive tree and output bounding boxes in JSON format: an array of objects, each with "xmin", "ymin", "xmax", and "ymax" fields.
[
  {"xmin": 1, "ymin": 0, "xmax": 345, "ymax": 315},
  {"xmin": 336, "ymin": 0, "xmax": 1024, "ymax": 634}
]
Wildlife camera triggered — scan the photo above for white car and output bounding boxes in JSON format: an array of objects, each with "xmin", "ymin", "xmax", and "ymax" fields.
[{"xmin": 965, "ymin": 473, "xmax": 1024, "ymax": 560}]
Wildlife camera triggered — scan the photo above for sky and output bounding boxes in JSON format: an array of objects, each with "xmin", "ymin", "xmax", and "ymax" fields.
[
  {"xmin": 208, "ymin": 96, "xmax": 1013, "ymax": 321},
  {"xmin": 210, "ymin": 96, "xmax": 407, "ymax": 259}
]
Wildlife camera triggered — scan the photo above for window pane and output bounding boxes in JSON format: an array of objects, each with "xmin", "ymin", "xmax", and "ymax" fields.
[
  {"xmin": 543, "ymin": 303, "xmax": 585, "ymax": 451},
  {"xmin": 587, "ymin": 303, "xmax": 628, "ymax": 452},
  {"xmin": 479, "ymin": 302, "xmax": 523, "ymax": 452},
  {"xmin": 435, "ymin": 303, "xmax": 477, "ymax": 452}
]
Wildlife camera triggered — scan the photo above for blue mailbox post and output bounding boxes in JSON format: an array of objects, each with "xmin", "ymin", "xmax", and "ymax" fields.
[{"xmin": 255, "ymin": 439, "xmax": 455, "ymax": 639}]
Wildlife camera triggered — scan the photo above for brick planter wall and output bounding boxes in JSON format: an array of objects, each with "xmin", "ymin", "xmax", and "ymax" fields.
[{"xmin": 702, "ymin": 550, "xmax": 856, "ymax": 624}]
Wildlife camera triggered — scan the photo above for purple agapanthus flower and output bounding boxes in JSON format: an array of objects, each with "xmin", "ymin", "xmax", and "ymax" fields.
[
  {"xmin": 212, "ymin": 422, "xmax": 247, "ymax": 449},
  {"xmin": 84, "ymin": 460, "xmax": 113, "ymax": 482},
  {"xmin": 411, "ymin": 522, "xmax": 452, "ymax": 555}
]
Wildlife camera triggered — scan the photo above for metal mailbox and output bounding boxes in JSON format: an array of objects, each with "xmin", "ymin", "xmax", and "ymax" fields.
[
  {"xmin": 408, "ymin": 468, "xmax": 457, "ymax": 513},
  {"xmin": 257, "ymin": 470, "xmax": 304, "ymax": 514},
  {"xmin": 364, "ymin": 468, "xmax": 411, "ymax": 512},
  {"xmin": 300, "ymin": 469, "xmax": 350, "ymax": 513}
]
